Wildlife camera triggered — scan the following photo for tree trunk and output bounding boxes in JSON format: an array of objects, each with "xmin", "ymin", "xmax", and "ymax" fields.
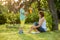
[{"xmin": 47, "ymin": 0, "xmax": 58, "ymax": 30}]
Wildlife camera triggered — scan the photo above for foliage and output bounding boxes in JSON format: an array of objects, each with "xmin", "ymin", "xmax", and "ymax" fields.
[
  {"xmin": 54, "ymin": 0, "xmax": 60, "ymax": 9},
  {"xmin": 54, "ymin": 0, "xmax": 60, "ymax": 19},
  {"xmin": 44, "ymin": 11, "xmax": 52, "ymax": 30},
  {"xmin": 0, "ymin": 5, "xmax": 8, "ymax": 24},
  {"xmin": 26, "ymin": 2, "xmax": 39, "ymax": 23},
  {"xmin": 40, "ymin": 0, "xmax": 48, "ymax": 10},
  {"xmin": 0, "ymin": 14, "xmax": 6, "ymax": 24},
  {"xmin": 5, "ymin": 12, "xmax": 20, "ymax": 24},
  {"xmin": 0, "ymin": 12, "xmax": 20, "ymax": 24}
]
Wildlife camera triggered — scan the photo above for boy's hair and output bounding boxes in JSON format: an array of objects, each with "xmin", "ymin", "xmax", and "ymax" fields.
[
  {"xmin": 39, "ymin": 11, "xmax": 44, "ymax": 18},
  {"xmin": 20, "ymin": 3, "xmax": 25, "ymax": 8}
]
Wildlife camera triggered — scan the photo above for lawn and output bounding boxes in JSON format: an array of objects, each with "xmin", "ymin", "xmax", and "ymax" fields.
[{"xmin": 0, "ymin": 24, "xmax": 60, "ymax": 40}]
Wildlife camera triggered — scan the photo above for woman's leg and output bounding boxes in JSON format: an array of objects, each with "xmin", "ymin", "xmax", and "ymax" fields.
[
  {"xmin": 28, "ymin": 22, "xmax": 39, "ymax": 33},
  {"xmin": 28, "ymin": 25, "xmax": 39, "ymax": 33},
  {"xmin": 34, "ymin": 28, "xmax": 39, "ymax": 32},
  {"xmin": 28, "ymin": 26, "xmax": 34, "ymax": 33},
  {"xmin": 37, "ymin": 27, "xmax": 46, "ymax": 32}
]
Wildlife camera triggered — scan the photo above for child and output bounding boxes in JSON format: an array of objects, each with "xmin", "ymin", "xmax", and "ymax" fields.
[{"xmin": 19, "ymin": 3, "xmax": 26, "ymax": 34}]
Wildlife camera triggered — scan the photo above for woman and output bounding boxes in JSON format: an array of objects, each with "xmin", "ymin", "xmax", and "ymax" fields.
[{"xmin": 28, "ymin": 11, "xmax": 47, "ymax": 33}]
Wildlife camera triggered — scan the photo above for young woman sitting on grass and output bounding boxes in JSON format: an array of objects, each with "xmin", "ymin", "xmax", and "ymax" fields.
[{"xmin": 28, "ymin": 11, "xmax": 47, "ymax": 33}]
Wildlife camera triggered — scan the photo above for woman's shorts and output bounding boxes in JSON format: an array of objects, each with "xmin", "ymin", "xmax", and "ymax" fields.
[{"xmin": 34, "ymin": 22, "xmax": 46, "ymax": 32}]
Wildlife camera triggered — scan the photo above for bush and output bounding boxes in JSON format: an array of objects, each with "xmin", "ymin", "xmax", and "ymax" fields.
[
  {"xmin": 44, "ymin": 11, "xmax": 52, "ymax": 30},
  {"xmin": 0, "ymin": 14, "xmax": 6, "ymax": 24},
  {"xmin": 25, "ymin": 2, "xmax": 39, "ymax": 23},
  {"xmin": 26, "ymin": 9, "xmax": 39, "ymax": 23},
  {"xmin": 4, "ymin": 12, "xmax": 20, "ymax": 24}
]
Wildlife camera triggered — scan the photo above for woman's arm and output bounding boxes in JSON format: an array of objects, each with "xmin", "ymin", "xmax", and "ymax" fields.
[{"xmin": 35, "ymin": 17, "xmax": 44, "ymax": 28}]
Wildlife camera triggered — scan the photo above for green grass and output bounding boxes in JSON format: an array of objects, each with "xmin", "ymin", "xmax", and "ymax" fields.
[
  {"xmin": 59, "ymin": 24, "xmax": 60, "ymax": 30},
  {"xmin": 0, "ymin": 24, "xmax": 60, "ymax": 40}
]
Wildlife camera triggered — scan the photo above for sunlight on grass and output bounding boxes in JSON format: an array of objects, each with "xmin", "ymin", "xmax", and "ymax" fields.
[
  {"xmin": 58, "ymin": 24, "xmax": 60, "ymax": 30},
  {"xmin": 0, "ymin": 31, "xmax": 60, "ymax": 40},
  {"xmin": 0, "ymin": 24, "xmax": 60, "ymax": 40}
]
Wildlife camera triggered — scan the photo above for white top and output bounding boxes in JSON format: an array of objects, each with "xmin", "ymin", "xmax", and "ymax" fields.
[
  {"xmin": 41, "ymin": 20, "xmax": 47, "ymax": 31},
  {"xmin": 39, "ymin": 19, "xmax": 47, "ymax": 31}
]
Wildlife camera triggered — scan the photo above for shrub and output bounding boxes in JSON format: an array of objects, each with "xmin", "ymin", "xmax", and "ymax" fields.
[{"xmin": 0, "ymin": 14, "xmax": 6, "ymax": 24}]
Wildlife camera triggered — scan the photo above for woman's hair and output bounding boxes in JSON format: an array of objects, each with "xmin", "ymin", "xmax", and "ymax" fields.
[{"xmin": 39, "ymin": 11, "xmax": 44, "ymax": 18}]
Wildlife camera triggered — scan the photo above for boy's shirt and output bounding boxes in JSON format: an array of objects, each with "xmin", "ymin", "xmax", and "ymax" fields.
[{"xmin": 20, "ymin": 8, "xmax": 26, "ymax": 20}]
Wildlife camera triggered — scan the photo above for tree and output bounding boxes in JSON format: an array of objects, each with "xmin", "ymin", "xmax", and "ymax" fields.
[
  {"xmin": 54, "ymin": 0, "xmax": 60, "ymax": 19},
  {"xmin": 47, "ymin": 0, "xmax": 58, "ymax": 30}
]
